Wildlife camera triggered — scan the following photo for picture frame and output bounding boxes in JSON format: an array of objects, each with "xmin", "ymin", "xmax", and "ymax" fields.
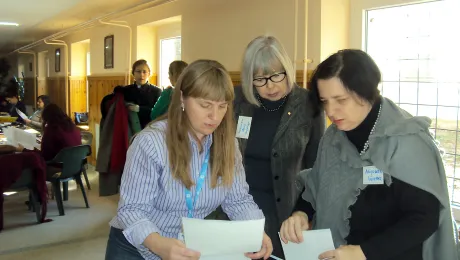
[
  {"xmin": 55, "ymin": 48, "xmax": 61, "ymax": 72},
  {"xmin": 104, "ymin": 35, "xmax": 114, "ymax": 69},
  {"xmin": 29, "ymin": 62, "xmax": 32, "ymax": 72}
]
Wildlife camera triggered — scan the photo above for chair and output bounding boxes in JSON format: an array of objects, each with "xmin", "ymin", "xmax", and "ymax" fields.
[
  {"xmin": 46, "ymin": 145, "xmax": 91, "ymax": 216},
  {"xmin": 7, "ymin": 168, "xmax": 41, "ymax": 223},
  {"xmin": 80, "ymin": 131, "xmax": 93, "ymax": 190}
]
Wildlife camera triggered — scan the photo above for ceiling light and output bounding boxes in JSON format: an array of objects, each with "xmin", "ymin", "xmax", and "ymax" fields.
[{"xmin": 0, "ymin": 22, "xmax": 19, "ymax": 26}]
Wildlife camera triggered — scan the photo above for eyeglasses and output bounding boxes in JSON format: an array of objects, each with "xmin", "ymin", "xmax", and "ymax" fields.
[{"xmin": 252, "ymin": 72, "xmax": 287, "ymax": 87}]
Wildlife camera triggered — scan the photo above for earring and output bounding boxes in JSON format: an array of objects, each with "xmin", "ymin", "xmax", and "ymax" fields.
[{"xmin": 181, "ymin": 103, "xmax": 185, "ymax": 112}]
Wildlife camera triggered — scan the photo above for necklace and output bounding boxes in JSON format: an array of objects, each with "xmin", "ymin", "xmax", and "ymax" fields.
[
  {"xmin": 360, "ymin": 104, "xmax": 382, "ymax": 156},
  {"xmin": 256, "ymin": 94, "xmax": 287, "ymax": 112}
]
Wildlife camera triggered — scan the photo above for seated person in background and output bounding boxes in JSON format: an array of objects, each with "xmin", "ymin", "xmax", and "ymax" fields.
[
  {"xmin": 150, "ymin": 60, "xmax": 188, "ymax": 120},
  {"xmin": 3, "ymin": 80, "xmax": 27, "ymax": 123},
  {"xmin": 124, "ymin": 59, "xmax": 162, "ymax": 129},
  {"xmin": 17, "ymin": 103, "xmax": 82, "ymax": 178},
  {"xmin": 105, "ymin": 60, "xmax": 272, "ymax": 260},
  {"xmin": 24, "ymin": 95, "xmax": 50, "ymax": 130},
  {"xmin": 0, "ymin": 96, "xmax": 11, "ymax": 114}
]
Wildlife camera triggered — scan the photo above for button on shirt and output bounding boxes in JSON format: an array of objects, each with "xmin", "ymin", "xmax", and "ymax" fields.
[{"xmin": 109, "ymin": 120, "xmax": 264, "ymax": 259}]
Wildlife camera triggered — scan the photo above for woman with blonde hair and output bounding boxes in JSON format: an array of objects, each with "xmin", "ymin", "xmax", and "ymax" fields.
[
  {"xmin": 105, "ymin": 59, "xmax": 272, "ymax": 260},
  {"xmin": 212, "ymin": 35, "xmax": 325, "ymax": 259}
]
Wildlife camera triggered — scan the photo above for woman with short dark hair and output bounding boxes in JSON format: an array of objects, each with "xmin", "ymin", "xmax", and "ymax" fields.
[{"xmin": 281, "ymin": 49, "xmax": 458, "ymax": 260}]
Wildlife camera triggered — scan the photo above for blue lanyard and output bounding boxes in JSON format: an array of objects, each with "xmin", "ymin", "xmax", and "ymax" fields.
[{"xmin": 185, "ymin": 151, "xmax": 210, "ymax": 218}]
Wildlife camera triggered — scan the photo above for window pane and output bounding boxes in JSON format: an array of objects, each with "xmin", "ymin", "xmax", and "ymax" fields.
[
  {"xmin": 438, "ymin": 83, "xmax": 459, "ymax": 107},
  {"xmin": 453, "ymin": 179, "xmax": 460, "ymax": 204},
  {"xmin": 380, "ymin": 60, "xmax": 400, "ymax": 82},
  {"xmin": 417, "ymin": 105, "xmax": 437, "ymax": 126},
  {"xmin": 418, "ymin": 59, "xmax": 437, "ymax": 83},
  {"xmin": 447, "ymin": 177, "xmax": 454, "ymax": 201},
  {"xmin": 436, "ymin": 129, "xmax": 456, "ymax": 154},
  {"xmin": 444, "ymin": 154, "xmax": 456, "ymax": 178},
  {"xmin": 160, "ymin": 37, "xmax": 181, "ymax": 88},
  {"xmin": 399, "ymin": 60, "xmax": 418, "ymax": 81},
  {"xmin": 399, "ymin": 104, "xmax": 417, "ymax": 116},
  {"xmin": 418, "ymin": 83, "xmax": 437, "ymax": 105},
  {"xmin": 399, "ymin": 82, "xmax": 418, "ymax": 104},
  {"xmin": 437, "ymin": 106, "xmax": 459, "ymax": 130},
  {"xmin": 381, "ymin": 82, "xmax": 399, "ymax": 103},
  {"xmin": 399, "ymin": 37, "xmax": 418, "ymax": 60}
]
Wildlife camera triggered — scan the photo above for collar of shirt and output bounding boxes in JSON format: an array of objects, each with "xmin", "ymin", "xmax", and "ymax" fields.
[{"xmin": 188, "ymin": 132, "xmax": 213, "ymax": 153}]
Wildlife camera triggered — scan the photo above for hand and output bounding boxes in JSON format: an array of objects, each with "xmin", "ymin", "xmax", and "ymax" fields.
[
  {"xmin": 280, "ymin": 211, "xmax": 310, "ymax": 244},
  {"xmin": 16, "ymin": 143, "xmax": 24, "ymax": 152},
  {"xmin": 127, "ymin": 104, "xmax": 139, "ymax": 112},
  {"xmin": 147, "ymin": 233, "xmax": 200, "ymax": 260},
  {"xmin": 319, "ymin": 245, "xmax": 366, "ymax": 260},
  {"xmin": 24, "ymin": 118, "xmax": 31, "ymax": 124},
  {"xmin": 245, "ymin": 232, "xmax": 272, "ymax": 259}
]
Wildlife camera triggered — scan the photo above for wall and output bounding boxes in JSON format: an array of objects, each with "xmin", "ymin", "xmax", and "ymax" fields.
[
  {"xmin": 128, "ymin": 0, "xmax": 308, "ymax": 71},
  {"xmin": 136, "ymin": 25, "xmax": 156, "ymax": 71},
  {"xmin": 321, "ymin": 0, "xmax": 350, "ymax": 60},
  {"xmin": 350, "ymin": 0, "xmax": 429, "ymax": 49}
]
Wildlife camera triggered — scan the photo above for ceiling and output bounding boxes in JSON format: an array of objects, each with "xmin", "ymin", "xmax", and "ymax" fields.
[{"xmin": 0, "ymin": 0, "xmax": 155, "ymax": 54}]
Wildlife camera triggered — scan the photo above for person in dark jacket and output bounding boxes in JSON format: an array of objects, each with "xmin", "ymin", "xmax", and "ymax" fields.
[
  {"xmin": 209, "ymin": 36, "xmax": 325, "ymax": 259},
  {"xmin": 3, "ymin": 80, "xmax": 27, "ymax": 124},
  {"xmin": 280, "ymin": 50, "xmax": 458, "ymax": 260},
  {"xmin": 124, "ymin": 59, "xmax": 161, "ymax": 128}
]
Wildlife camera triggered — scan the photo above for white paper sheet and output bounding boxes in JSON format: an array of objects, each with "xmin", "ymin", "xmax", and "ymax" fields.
[
  {"xmin": 182, "ymin": 218, "xmax": 265, "ymax": 259},
  {"xmin": 15, "ymin": 108, "xmax": 28, "ymax": 120},
  {"xmin": 3, "ymin": 127, "xmax": 38, "ymax": 150},
  {"xmin": 280, "ymin": 229, "xmax": 335, "ymax": 260}
]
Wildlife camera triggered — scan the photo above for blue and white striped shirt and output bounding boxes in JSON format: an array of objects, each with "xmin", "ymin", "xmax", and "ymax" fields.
[{"xmin": 109, "ymin": 120, "xmax": 264, "ymax": 259}]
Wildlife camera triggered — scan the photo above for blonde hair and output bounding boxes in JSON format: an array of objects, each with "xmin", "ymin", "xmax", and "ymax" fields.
[
  {"xmin": 165, "ymin": 59, "xmax": 235, "ymax": 189},
  {"xmin": 241, "ymin": 35, "xmax": 296, "ymax": 106},
  {"xmin": 168, "ymin": 60, "xmax": 188, "ymax": 86}
]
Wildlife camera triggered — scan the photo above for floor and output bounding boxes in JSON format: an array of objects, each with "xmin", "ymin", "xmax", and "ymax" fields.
[{"xmin": 0, "ymin": 166, "xmax": 118, "ymax": 260}]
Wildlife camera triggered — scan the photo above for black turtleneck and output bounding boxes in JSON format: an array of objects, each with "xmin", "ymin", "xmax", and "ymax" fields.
[
  {"xmin": 244, "ymin": 94, "xmax": 287, "ymax": 258},
  {"xmin": 294, "ymin": 97, "xmax": 440, "ymax": 260},
  {"xmin": 345, "ymin": 97, "xmax": 381, "ymax": 152}
]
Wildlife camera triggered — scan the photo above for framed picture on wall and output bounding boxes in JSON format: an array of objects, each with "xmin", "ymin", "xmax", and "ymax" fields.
[
  {"xmin": 29, "ymin": 62, "xmax": 32, "ymax": 72},
  {"xmin": 55, "ymin": 48, "xmax": 61, "ymax": 72},
  {"xmin": 104, "ymin": 35, "xmax": 114, "ymax": 69}
]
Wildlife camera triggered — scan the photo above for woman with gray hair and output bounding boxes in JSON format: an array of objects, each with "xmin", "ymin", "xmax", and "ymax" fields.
[{"xmin": 229, "ymin": 35, "xmax": 324, "ymax": 258}]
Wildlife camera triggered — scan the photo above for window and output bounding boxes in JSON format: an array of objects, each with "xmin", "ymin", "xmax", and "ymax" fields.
[
  {"xmin": 366, "ymin": 0, "xmax": 460, "ymax": 207},
  {"xmin": 159, "ymin": 37, "xmax": 181, "ymax": 88}
]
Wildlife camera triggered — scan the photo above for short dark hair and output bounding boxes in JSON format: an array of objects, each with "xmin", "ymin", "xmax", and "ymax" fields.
[
  {"xmin": 131, "ymin": 59, "xmax": 150, "ymax": 75},
  {"xmin": 309, "ymin": 49, "xmax": 381, "ymax": 116},
  {"xmin": 37, "ymin": 95, "xmax": 51, "ymax": 107}
]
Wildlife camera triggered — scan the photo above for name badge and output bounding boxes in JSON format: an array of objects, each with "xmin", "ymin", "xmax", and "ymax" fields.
[
  {"xmin": 363, "ymin": 166, "xmax": 384, "ymax": 185},
  {"xmin": 236, "ymin": 116, "xmax": 252, "ymax": 139}
]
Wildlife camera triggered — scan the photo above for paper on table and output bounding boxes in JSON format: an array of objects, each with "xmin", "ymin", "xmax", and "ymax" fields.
[
  {"xmin": 15, "ymin": 108, "xmax": 28, "ymax": 120},
  {"xmin": 3, "ymin": 127, "xmax": 37, "ymax": 150},
  {"xmin": 182, "ymin": 217, "xmax": 265, "ymax": 259},
  {"xmin": 280, "ymin": 229, "xmax": 335, "ymax": 260}
]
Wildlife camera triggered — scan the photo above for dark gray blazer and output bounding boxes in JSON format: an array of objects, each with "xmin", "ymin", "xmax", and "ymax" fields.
[
  {"xmin": 207, "ymin": 85, "xmax": 325, "ymax": 224},
  {"xmin": 234, "ymin": 85, "xmax": 325, "ymax": 224}
]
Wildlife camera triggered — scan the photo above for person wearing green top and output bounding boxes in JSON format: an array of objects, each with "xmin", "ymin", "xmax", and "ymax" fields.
[{"xmin": 150, "ymin": 60, "xmax": 188, "ymax": 120}]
